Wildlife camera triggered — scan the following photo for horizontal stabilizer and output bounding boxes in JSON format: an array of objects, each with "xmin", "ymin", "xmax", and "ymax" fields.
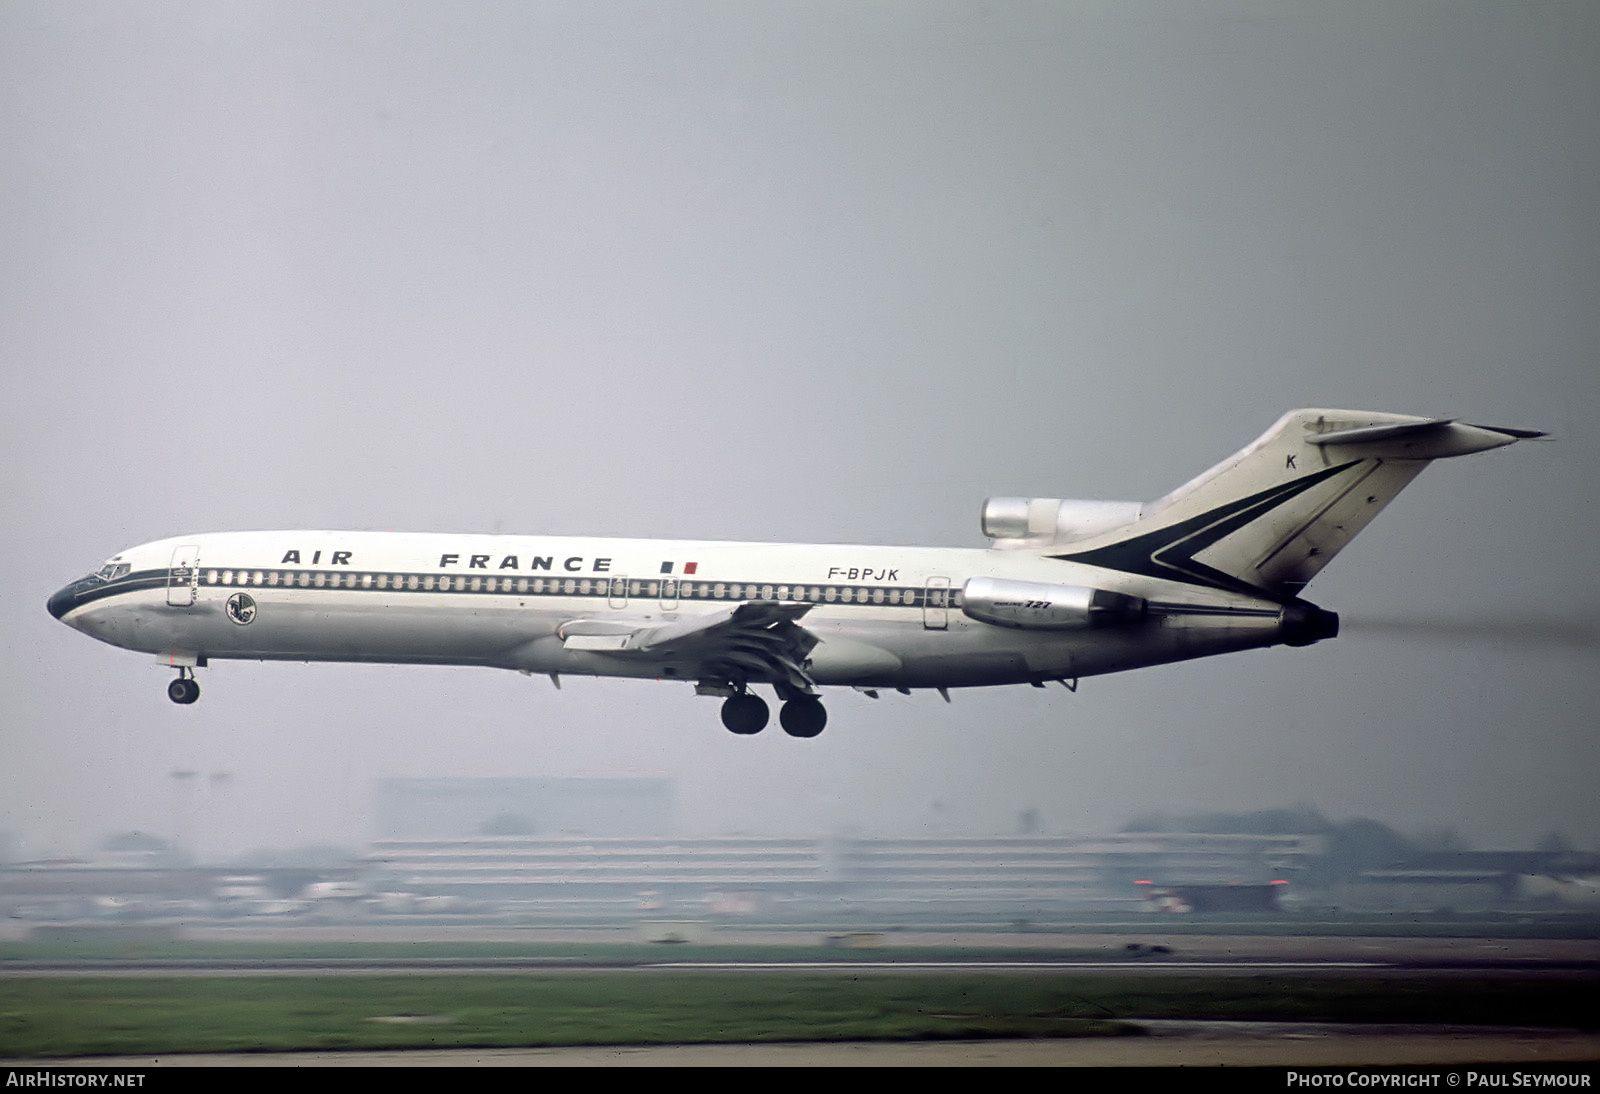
[
  {"xmin": 1307, "ymin": 416, "xmax": 1544, "ymax": 457},
  {"xmin": 1468, "ymin": 423, "xmax": 1548, "ymax": 439},
  {"xmin": 1306, "ymin": 418, "xmax": 1456, "ymax": 446}
]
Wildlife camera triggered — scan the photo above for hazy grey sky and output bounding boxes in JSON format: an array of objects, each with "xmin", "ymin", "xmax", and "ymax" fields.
[{"xmin": 4, "ymin": 1, "xmax": 1596, "ymax": 859}]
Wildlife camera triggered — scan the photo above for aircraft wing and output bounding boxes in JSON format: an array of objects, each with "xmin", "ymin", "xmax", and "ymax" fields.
[{"xmin": 557, "ymin": 601, "xmax": 820, "ymax": 692}]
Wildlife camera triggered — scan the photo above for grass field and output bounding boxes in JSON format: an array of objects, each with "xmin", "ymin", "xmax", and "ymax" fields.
[{"xmin": 3, "ymin": 969, "xmax": 1595, "ymax": 1058}]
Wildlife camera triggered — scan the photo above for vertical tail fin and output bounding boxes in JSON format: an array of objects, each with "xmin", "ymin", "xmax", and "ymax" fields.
[{"xmin": 1053, "ymin": 410, "xmax": 1538, "ymax": 600}]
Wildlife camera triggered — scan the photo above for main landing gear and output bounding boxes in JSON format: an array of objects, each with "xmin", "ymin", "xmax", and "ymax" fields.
[
  {"xmin": 718, "ymin": 690, "xmax": 828, "ymax": 738},
  {"xmin": 778, "ymin": 696, "xmax": 826, "ymax": 738},
  {"xmin": 720, "ymin": 692, "xmax": 768, "ymax": 735},
  {"xmin": 167, "ymin": 668, "xmax": 200, "ymax": 705}
]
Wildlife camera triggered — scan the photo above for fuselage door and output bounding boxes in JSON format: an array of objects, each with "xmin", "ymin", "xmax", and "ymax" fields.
[
  {"xmin": 166, "ymin": 544, "xmax": 201, "ymax": 607},
  {"xmin": 923, "ymin": 576, "xmax": 951, "ymax": 630}
]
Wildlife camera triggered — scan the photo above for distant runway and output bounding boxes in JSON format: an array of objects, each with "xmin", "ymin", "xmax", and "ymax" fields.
[{"xmin": 6, "ymin": 928, "xmax": 1596, "ymax": 979}]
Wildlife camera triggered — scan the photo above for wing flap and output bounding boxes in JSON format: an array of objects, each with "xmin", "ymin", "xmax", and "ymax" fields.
[
  {"xmin": 562, "ymin": 634, "xmax": 632, "ymax": 651},
  {"xmin": 557, "ymin": 600, "xmax": 819, "ymax": 691},
  {"xmin": 630, "ymin": 601, "xmax": 812, "ymax": 653}
]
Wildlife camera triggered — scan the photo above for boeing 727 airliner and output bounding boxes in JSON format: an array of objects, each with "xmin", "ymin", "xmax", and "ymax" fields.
[{"xmin": 48, "ymin": 410, "xmax": 1538, "ymax": 737}]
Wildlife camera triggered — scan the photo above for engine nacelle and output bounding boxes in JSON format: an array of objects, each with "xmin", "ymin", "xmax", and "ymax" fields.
[
  {"xmin": 980, "ymin": 497, "xmax": 1143, "ymax": 544},
  {"xmin": 961, "ymin": 577, "xmax": 1147, "ymax": 630}
]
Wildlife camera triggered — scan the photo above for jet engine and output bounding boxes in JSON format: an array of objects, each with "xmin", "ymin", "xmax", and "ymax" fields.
[
  {"xmin": 980, "ymin": 497, "xmax": 1143, "ymax": 545},
  {"xmin": 960, "ymin": 577, "xmax": 1147, "ymax": 630}
]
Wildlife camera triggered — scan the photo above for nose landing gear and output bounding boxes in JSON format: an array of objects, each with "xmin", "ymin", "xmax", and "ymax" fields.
[{"xmin": 167, "ymin": 668, "xmax": 200, "ymax": 705}]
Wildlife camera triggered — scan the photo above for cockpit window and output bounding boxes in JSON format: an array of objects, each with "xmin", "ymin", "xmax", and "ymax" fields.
[{"xmin": 95, "ymin": 562, "xmax": 131, "ymax": 582}]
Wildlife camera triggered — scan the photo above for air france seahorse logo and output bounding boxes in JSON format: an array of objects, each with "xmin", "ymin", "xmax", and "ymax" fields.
[{"xmin": 226, "ymin": 592, "xmax": 257, "ymax": 625}]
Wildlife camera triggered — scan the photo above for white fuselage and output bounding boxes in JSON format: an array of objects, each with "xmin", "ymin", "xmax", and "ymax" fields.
[
  {"xmin": 49, "ymin": 529, "xmax": 1293, "ymax": 691},
  {"xmin": 49, "ymin": 409, "xmax": 1533, "ymax": 729}
]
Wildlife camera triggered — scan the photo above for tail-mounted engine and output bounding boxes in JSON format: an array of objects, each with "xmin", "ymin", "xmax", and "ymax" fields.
[
  {"xmin": 981, "ymin": 497, "xmax": 1143, "ymax": 546},
  {"xmin": 961, "ymin": 577, "xmax": 1147, "ymax": 630}
]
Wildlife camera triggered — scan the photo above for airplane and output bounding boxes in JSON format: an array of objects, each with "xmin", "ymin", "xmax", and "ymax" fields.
[{"xmin": 47, "ymin": 409, "xmax": 1539, "ymax": 737}]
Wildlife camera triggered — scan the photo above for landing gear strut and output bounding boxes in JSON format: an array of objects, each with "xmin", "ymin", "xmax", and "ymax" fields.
[{"xmin": 167, "ymin": 669, "xmax": 200, "ymax": 705}]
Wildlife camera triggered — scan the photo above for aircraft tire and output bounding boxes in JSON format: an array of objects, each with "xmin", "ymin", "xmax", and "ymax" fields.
[
  {"xmin": 167, "ymin": 678, "xmax": 200, "ymax": 705},
  {"xmin": 779, "ymin": 698, "xmax": 827, "ymax": 738},
  {"xmin": 720, "ymin": 693, "xmax": 768, "ymax": 735}
]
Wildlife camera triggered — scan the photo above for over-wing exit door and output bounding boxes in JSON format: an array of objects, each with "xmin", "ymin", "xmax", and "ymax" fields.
[{"xmin": 923, "ymin": 576, "xmax": 950, "ymax": 630}]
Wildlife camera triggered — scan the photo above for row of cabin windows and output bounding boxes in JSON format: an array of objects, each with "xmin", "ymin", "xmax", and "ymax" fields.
[{"xmin": 200, "ymin": 569, "xmax": 951, "ymax": 606}]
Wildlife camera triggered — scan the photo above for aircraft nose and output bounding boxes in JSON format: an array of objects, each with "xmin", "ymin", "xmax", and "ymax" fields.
[{"xmin": 48, "ymin": 581, "xmax": 83, "ymax": 621}]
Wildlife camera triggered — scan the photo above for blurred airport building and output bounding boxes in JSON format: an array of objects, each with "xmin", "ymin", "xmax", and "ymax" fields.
[
  {"xmin": 2, "ymin": 778, "xmax": 1595, "ymax": 923},
  {"xmin": 359, "ymin": 778, "xmax": 1315, "ymax": 917},
  {"xmin": 362, "ymin": 830, "xmax": 1313, "ymax": 918}
]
